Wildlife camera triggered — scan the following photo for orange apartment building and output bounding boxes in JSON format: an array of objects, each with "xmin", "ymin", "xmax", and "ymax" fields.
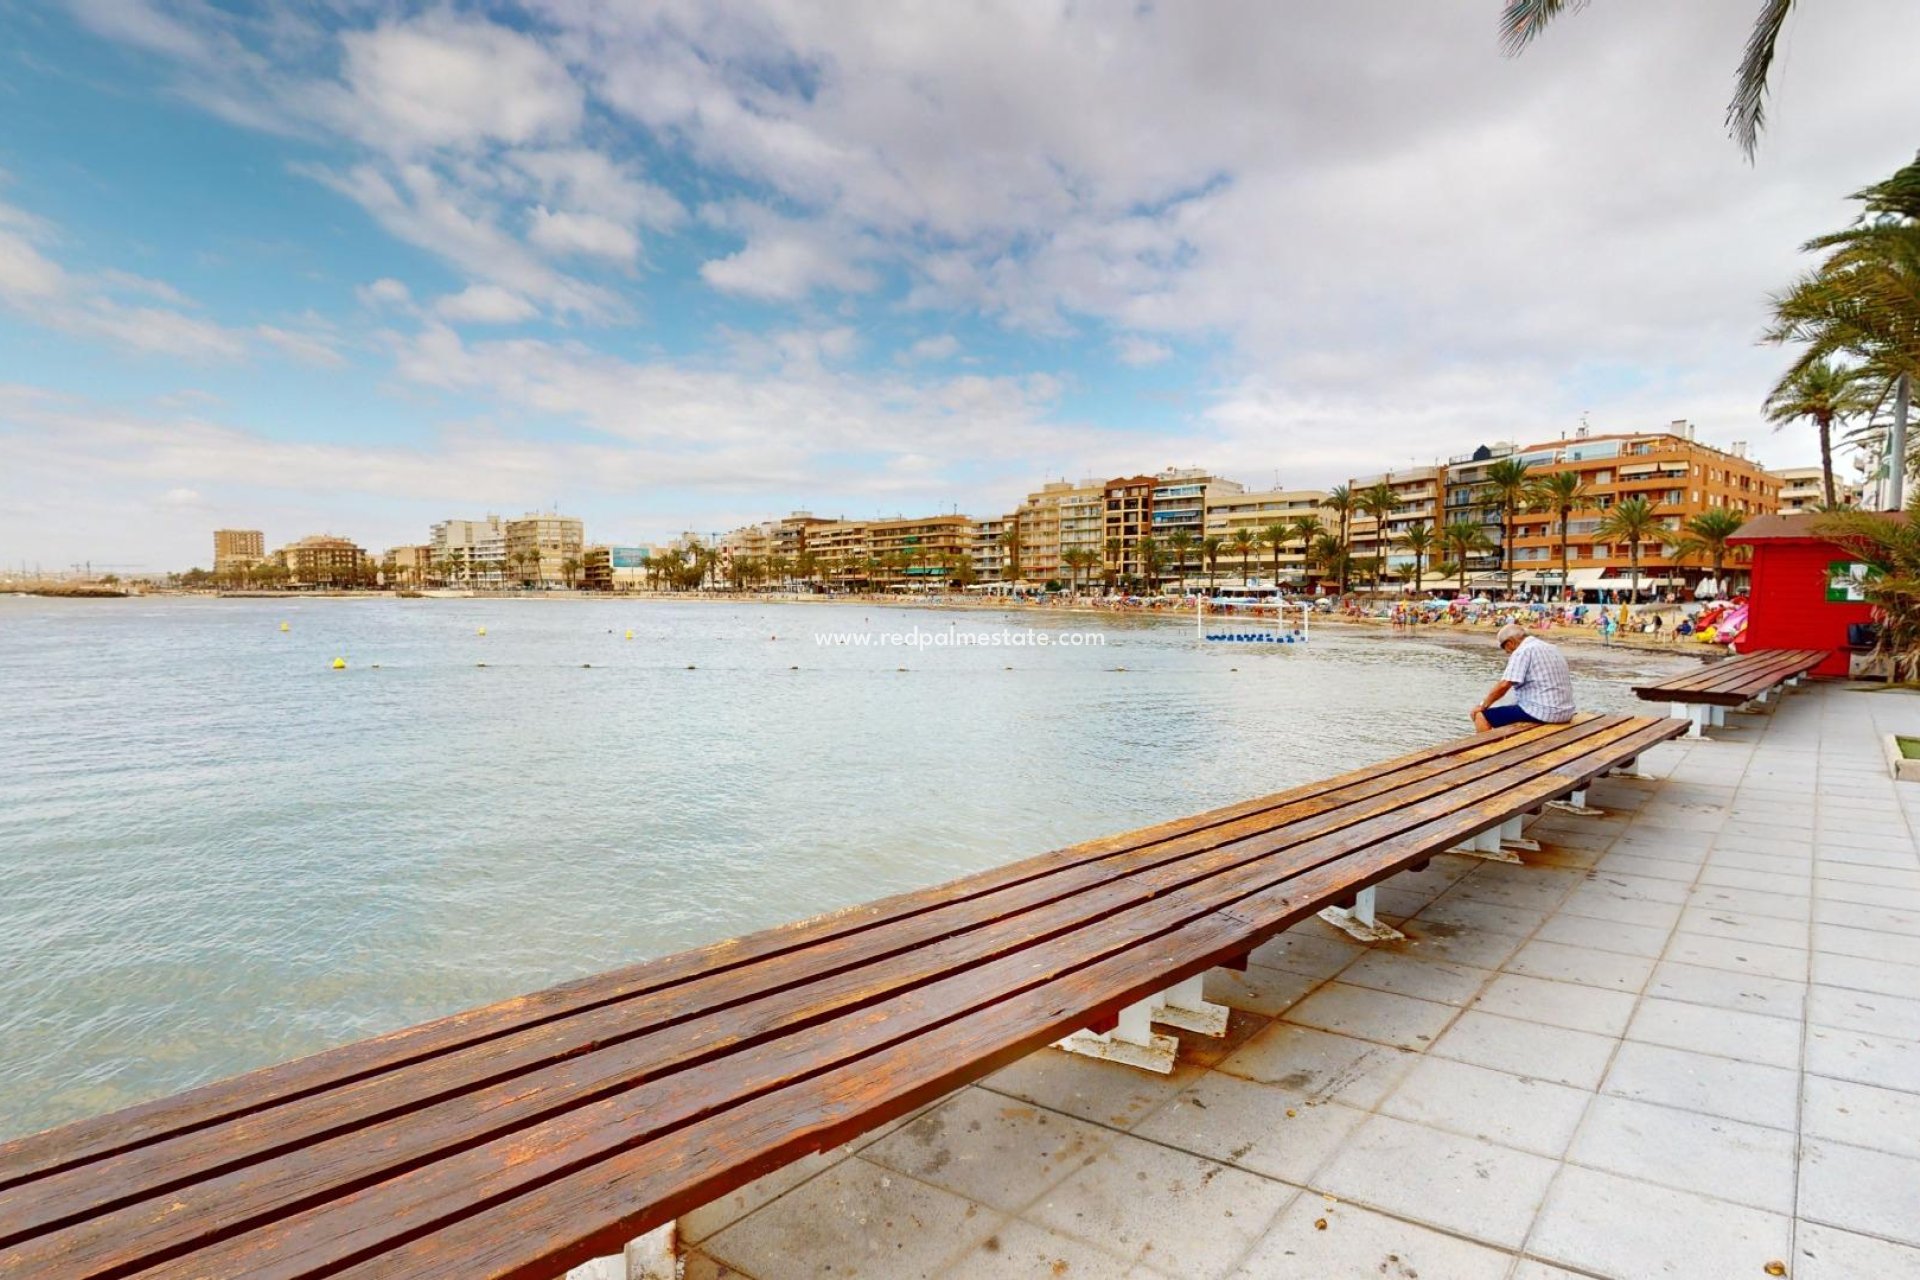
[
  {"xmin": 1504, "ymin": 425, "xmax": 1781, "ymax": 596},
  {"xmin": 1102, "ymin": 475, "xmax": 1158, "ymax": 582}
]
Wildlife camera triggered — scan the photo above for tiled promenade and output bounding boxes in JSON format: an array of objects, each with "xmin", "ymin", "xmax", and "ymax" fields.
[{"xmin": 680, "ymin": 683, "xmax": 1920, "ymax": 1279}]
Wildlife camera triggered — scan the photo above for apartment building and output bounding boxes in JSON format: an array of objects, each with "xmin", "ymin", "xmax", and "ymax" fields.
[
  {"xmin": 1202, "ymin": 489, "xmax": 1334, "ymax": 584},
  {"xmin": 276, "ymin": 535, "xmax": 369, "ymax": 586},
  {"xmin": 1009, "ymin": 480, "xmax": 1105, "ymax": 585},
  {"xmin": 971, "ymin": 515, "xmax": 1011, "ymax": 584},
  {"xmin": 1503, "ymin": 425, "xmax": 1782, "ymax": 594},
  {"xmin": 1775, "ymin": 466, "xmax": 1860, "ymax": 513},
  {"xmin": 1102, "ymin": 475, "xmax": 1158, "ymax": 581},
  {"xmin": 431, "ymin": 516, "xmax": 507, "ymax": 588},
  {"xmin": 770, "ymin": 512, "xmax": 835, "ymax": 562},
  {"xmin": 582, "ymin": 545, "xmax": 651, "ymax": 591},
  {"xmin": 805, "ymin": 520, "xmax": 871, "ymax": 589},
  {"xmin": 505, "ymin": 512, "xmax": 584, "ymax": 587},
  {"xmin": 1344, "ymin": 466, "xmax": 1445, "ymax": 577},
  {"xmin": 212, "ymin": 529, "xmax": 264, "ymax": 575},
  {"xmin": 1440, "ymin": 445, "xmax": 1519, "ymax": 578},
  {"xmin": 382, "ymin": 544, "xmax": 434, "ymax": 588},
  {"xmin": 868, "ymin": 514, "xmax": 974, "ymax": 588}
]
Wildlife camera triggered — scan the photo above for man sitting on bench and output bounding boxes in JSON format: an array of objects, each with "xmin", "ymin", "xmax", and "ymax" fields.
[{"xmin": 1474, "ymin": 622, "xmax": 1576, "ymax": 732}]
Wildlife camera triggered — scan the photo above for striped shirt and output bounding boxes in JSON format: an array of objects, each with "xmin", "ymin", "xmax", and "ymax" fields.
[{"xmin": 1501, "ymin": 636, "xmax": 1576, "ymax": 723}]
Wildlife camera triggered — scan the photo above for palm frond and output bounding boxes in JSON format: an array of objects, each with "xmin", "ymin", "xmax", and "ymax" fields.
[
  {"xmin": 1726, "ymin": 0, "xmax": 1796, "ymax": 160},
  {"xmin": 1499, "ymin": 0, "xmax": 1583, "ymax": 57}
]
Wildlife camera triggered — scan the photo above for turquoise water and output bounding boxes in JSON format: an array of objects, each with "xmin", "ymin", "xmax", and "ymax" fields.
[{"xmin": 0, "ymin": 596, "xmax": 1689, "ymax": 1140}]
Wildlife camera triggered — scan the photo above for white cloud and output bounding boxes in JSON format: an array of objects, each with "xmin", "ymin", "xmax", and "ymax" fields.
[
  {"xmin": 256, "ymin": 323, "xmax": 347, "ymax": 367},
  {"xmin": 699, "ymin": 211, "xmax": 877, "ymax": 301},
  {"xmin": 509, "ymin": 148, "xmax": 684, "ymax": 231},
  {"xmin": 1114, "ymin": 335, "xmax": 1171, "ymax": 367},
  {"xmin": 160, "ymin": 486, "xmax": 204, "ymax": 506},
  {"xmin": 527, "ymin": 207, "xmax": 638, "ymax": 263},
  {"xmin": 357, "ymin": 277, "xmax": 413, "ymax": 308},
  {"xmin": 435, "ymin": 284, "xmax": 538, "ymax": 325},
  {"xmin": 901, "ymin": 334, "xmax": 960, "ymax": 363},
  {"xmin": 336, "ymin": 13, "xmax": 583, "ymax": 152}
]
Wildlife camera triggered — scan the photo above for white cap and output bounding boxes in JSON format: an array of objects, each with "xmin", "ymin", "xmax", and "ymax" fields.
[{"xmin": 1496, "ymin": 622, "xmax": 1527, "ymax": 646}]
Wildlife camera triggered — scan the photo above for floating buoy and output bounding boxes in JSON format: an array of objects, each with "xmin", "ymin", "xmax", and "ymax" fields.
[
  {"xmin": 331, "ymin": 657, "xmax": 346, "ymax": 669},
  {"xmin": 897, "ymin": 666, "xmax": 908, "ymax": 672},
  {"xmin": 624, "ymin": 630, "xmax": 633, "ymax": 640},
  {"xmin": 476, "ymin": 662, "xmax": 487, "ymax": 668},
  {"xmin": 686, "ymin": 664, "xmax": 696, "ymax": 670},
  {"xmin": 789, "ymin": 664, "xmax": 799, "ymax": 670},
  {"xmin": 371, "ymin": 663, "xmax": 381, "ymax": 669},
  {"xmin": 582, "ymin": 663, "xmax": 592, "ymax": 668},
  {"xmin": 476, "ymin": 626, "xmax": 486, "ymax": 636},
  {"xmin": 769, "ymin": 634, "xmax": 777, "ymax": 641},
  {"xmin": 279, "ymin": 622, "xmax": 289, "ymax": 632}
]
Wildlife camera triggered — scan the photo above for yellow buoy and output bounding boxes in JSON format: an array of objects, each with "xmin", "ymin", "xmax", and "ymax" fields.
[
  {"xmin": 624, "ymin": 629, "xmax": 633, "ymax": 640},
  {"xmin": 331, "ymin": 657, "xmax": 346, "ymax": 670},
  {"xmin": 477, "ymin": 626, "xmax": 487, "ymax": 636},
  {"xmin": 279, "ymin": 622, "xmax": 289, "ymax": 632}
]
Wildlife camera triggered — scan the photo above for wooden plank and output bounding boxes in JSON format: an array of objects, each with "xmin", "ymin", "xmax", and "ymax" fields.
[
  {"xmin": 0, "ymin": 719, "xmax": 1616, "ymax": 1236},
  {"xmin": 3, "ymin": 717, "xmax": 1681, "ymax": 1274},
  {"xmin": 131, "ymin": 721, "xmax": 1684, "ymax": 1280},
  {"xmin": 0, "ymin": 719, "xmax": 1656, "ymax": 1273},
  {"xmin": 1633, "ymin": 650, "xmax": 1825, "ymax": 705},
  {"xmin": 0, "ymin": 718, "xmax": 1568, "ymax": 1190}
]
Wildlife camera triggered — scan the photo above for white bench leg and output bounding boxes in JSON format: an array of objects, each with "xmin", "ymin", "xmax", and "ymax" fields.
[
  {"xmin": 1320, "ymin": 884, "xmax": 1407, "ymax": 942},
  {"xmin": 1149, "ymin": 972, "xmax": 1232, "ymax": 1037},
  {"xmin": 1499, "ymin": 814, "xmax": 1541, "ymax": 852},
  {"xmin": 1609, "ymin": 756, "xmax": 1645, "ymax": 779},
  {"xmin": 1672, "ymin": 701, "xmax": 1711, "ymax": 738},
  {"xmin": 1548, "ymin": 787, "xmax": 1605, "ymax": 816},
  {"xmin": 1055, "ymin": 994, "xmax": 1179, "ymax": 1074},
  {"xmin": 1452, "ymin": 823, "xmax": 1522, "ymax": 863},
  {"xmin": 1711, "ymin": 706, "xmax": 1726, "ymax": 728},
  {"xmin": 566, "ymin": 1225, "xmax": 676, "ymax": 1280}
]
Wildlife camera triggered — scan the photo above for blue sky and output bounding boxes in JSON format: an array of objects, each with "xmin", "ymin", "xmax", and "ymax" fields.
[{"xmin": 3, "ymin": 0, "xmax": 1917, "ymax": 571}]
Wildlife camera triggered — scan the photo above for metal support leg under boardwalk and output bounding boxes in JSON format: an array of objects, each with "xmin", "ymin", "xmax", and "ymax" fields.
[{"xmin": 1320, "ymin": 884, "xmax": 1406, "ymax": 942}]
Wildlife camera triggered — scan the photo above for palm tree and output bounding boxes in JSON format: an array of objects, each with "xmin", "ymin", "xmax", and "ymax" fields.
[
  {"xmin": 1665, "ymin": 508, "xmax": 1748, "ymax": 593},
  {"xmin": 1441, "ymin": 520, "xmax": 1495, "ymax": 596},
  {"xmin": 1481, "ymin": 457, "xmax": 1533, "ymax": 598},
  {"xmin": 1309, "ymin": 532, "xmax": 1345, "ymax": 591},
  {"xmin": 561, "ymin": 556, "xmax": 581, "ymax": 590},
  {"xmin": 1764, "ymin": 359, "xmax": 1873, "ymax": 509},
  {"xmin": 1596, "ymin": 497, "xmax": 1662, "ymax": 603},
  {"xmin": 1528, "ymin": 470, "xmax": 1591, "ymax": 600},
  {"xmin": 1259, "ymin": 521, "xmax": 1291, "ymax": 586},
  {"xmin": 1395, "ymin": 522, "xmax": 1436, "ymax": 594},
  {"xmin": 1325, "ymin": 485, "xmax": 1355, "ymax": 595},
  {"xmin": 1229, "ymin": 528, "xmax": 1256, "ymax": 586},
  {"xmin": 1816, "ymin": 497, "xmax": 1920, "ymax": 679},
  {"xmin": 1501, "ymin": 0, "xmax": 1801, "ymax": 159},
  {"xmin": 1200, "ymin": 535, "xmax": 1224, "ymax": 591},
  {"xmin": 1166, "ymin": 529, "xmax": 1196, "ymax": 589},
  {"xmin": 1137, "ymin": 534, "xmax": 1163, "ymax": 593},
  {"xmin": 1000, "ymin": 524, "xmax": 1023, "ymax": 584},
  {"xmin": 1360, "ymin": 483, "xmax": 1396, "ymax": 589}
]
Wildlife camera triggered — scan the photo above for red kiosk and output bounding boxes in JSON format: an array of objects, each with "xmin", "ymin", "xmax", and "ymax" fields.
[{"xmin": 1729, "ymin": 513, "xmax": 1886, "ymax": 678}]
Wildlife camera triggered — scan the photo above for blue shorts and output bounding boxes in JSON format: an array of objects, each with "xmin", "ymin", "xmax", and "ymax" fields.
[{"xmin": 1482, "ymin": 703, "xmax": 1543, "ymax": 728}]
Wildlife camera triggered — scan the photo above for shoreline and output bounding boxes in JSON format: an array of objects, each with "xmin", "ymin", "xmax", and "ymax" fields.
[{"xmin": 55, "ymin": 587, "xmax": 1720, "ymax": 660}]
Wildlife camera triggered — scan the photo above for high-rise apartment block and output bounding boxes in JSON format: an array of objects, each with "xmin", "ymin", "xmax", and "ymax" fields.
[{"xmin": 212, "ymin": 529, "xmax": 264, "ymax": 574}]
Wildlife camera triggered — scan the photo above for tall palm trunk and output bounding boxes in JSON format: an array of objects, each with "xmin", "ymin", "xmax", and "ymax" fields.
[
  {"xmin": 1503, "ymin": 506, "xmax": 1515, "ymax": 597},
  {"xmin": 1817, "ymin": 411, "xmax": 1836, "ymax": 508},
  {"xmin": 1559, "ymin": 504, "xmax": 1572, "ymax": 601}
]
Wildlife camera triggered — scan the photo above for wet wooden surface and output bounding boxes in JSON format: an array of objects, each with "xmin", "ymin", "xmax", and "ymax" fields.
[
  {"xmin": 1631, "ymin": 648, "xmax": 1828, "ymax": 706},
  {"xmin": 0, "ymin": 713, "xmax": 1683, "ymax": 1280}
]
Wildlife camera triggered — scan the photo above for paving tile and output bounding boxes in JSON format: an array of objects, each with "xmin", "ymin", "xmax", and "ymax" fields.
[
  {"xmin": 1708, "ymin": 847, "xmax": 1812, "ymax": 876},
  {"xmin": 1807, "ymin": 1024, "xmax": 1920, "ymax": 1092},
  {"xmin": 1816, "ymin": 922, "xmax": 1920, "ymax": 966},
  {"xmin": 1817, "ymin": 899, "xmax": 1920, "ymax": 936},
  {"xmin": 1201, "ymin": 964, "xmax": 1322, "ymax": 1018},
  {"xmin": 1511, "ymin": 1262, "xmax": 1591, "ymax": 1280},
  {"xmin": 1566, "ymin": 1093, "xmax": 1797, "ymax": 1213},
  {"xmin": 680, "ymin": 1147, "xmax": 847, "ymax": 1245},
  {"xmin": 982, "ymin": 1045, "xmax": 1198, "ymax": 1132},
  {"xmin": 1804, "ymin": 1074, "xmax": 1920, "ymax": 1160},
  {"xmin": 1280, "ymin": 983, "xmax": 1456, "ymax": 1051},
  {"xmin": 1315, "ymin": 1112, "xmax": 1557, "ymax": 1248},
  {"xmin": 1025, "ymin": 1138, "xmax": 1292, "ymax": 1279},
  {"xmin": 1624, "ymin": 996, "xmax": 1803, "ymax": 1069},
  {"xmin": 702, "ymin": 1156, "xmax": 996, "ymax": 1280},
  {"xmin": 936, "ymin": 1215, "xmax": 1137, "ymax": 1280},
  {"xmin": 1532, "ymin": 912, "xmax": 1672, "ymax": 958},
  {"xmin": 1678, "ymin": 904, "xmax": 1809, "ymax": 947},
  {"xmin": 1792, "ymin": 1221, "xmax": 1920, "ymax": 1280},
  {"xmin": 1808, "ymin": 983, "xmax": 1920, "ymax": 1042},
  {"xmin": 1591, "ymin": 851, "xmax": 1696, "ymax": 882},
  {"xmin": 1576, "ymin": 871, "xmax": 1691, "ymax": 904},
  {"xmin": 1386, "ymin": 921, "xmax": 1525, "ymax": 970},
  {"xmin": 1664, "ymin": 932, "xmax": 1808, "ymax": 982},
  {"xmin": 1229, "ymin": 1195, "xmax": 1513, "ymax": 1280},
  {"xmin": 1335, "ymin": 950, "xmax": 1492, "ymax": 1007},
  {"xmin": 1528, "ymin": 1164, "xmax": 1792, "ymax": 1280},
  {"xmin": 862, "ymin": 1086, "xmax": 1112, "ymax": 1214},
  {"xmin": 1428, "ymin": 1010, "xmax": 1617, "ymax": 1090},
  {"xmin": 1687, "ymin": 883, "xmax": 1813, "ymax": 922},
  {"xmin": 1470, "ymin": 971, "xmax": 1637, "ymax": 1036},
  {"xmin": 1813, "ymin": 951, "xmax": 1920, "ymax": 999},
  {"xmin": 1555, "ymin": 887, "xmax": 1682, "ymax": 929},
  {"xmin": 1799, "ymin": 1139, "xmax": 1920, "ymax": 1249},
  {"xmin": 1133, "ymin": 1072, "xmax": 1367, "ymax": 1185},
  {"xmin": 1505, "ymin": 939, "xmax": 1654, "ymax": 992},
  {"xmin": 1696, "ymin": 865, "xmax": 1813, "ymax": 896},
  {"xmin": 1215, "ymin": 1022, "xmax": 1416, "ymax": 1109},
  {"xmin": 1413, "ymin": 895, "xmax": 1551, "ymax": 937},
  {"xmin": 1168, "ymin": 1006, "xmax": 1271, "ymax": 1070},
  {"xmin": 1246, "ymin": 930, "xmax": 1362, "ymax": 981},
  {"xmin": 1378, "ymin": 1056, "xmax": 1590, "ymax": 1157},
  {"xmin": 1601, "ymin": 1042, "xmax": 1799, "ymax": 1130},
  {"xmin": 1645, "ymin": 959, "xmax": 1806, "ymax": 1021}
]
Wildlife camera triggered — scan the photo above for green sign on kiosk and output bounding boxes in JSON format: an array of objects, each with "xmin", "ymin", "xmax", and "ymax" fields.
[{"xmin": 1826, "ymin": 560, "xmax": 1881, "ymax": 603}]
